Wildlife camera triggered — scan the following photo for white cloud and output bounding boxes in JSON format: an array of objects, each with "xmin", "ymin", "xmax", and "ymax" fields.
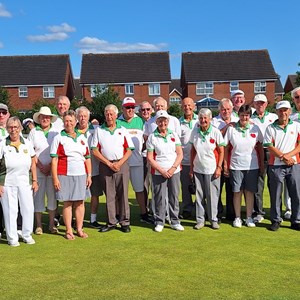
[
  {"xmin": 77, "ymin": 36, "xmax": 167, "ymax": 53},
  {"xmin": 27, "ymin": 22, "xmax": 76, "ymax": 42},
  {"xmin": 0, "ymin": 3, "xmax": 11, "ymax": 17},
  {"xmin": 0, "ymin": 41, "xmax": 3, "ymax": 48},
  {"xmin": 47, "ymin": 22, "xmax": 76, "ymax": 33},
  {"xmin": 27, "ymin": 32, "xmax": 69, "ymax": 42}
]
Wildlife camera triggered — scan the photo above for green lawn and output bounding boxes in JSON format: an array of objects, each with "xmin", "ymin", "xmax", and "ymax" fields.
[{"xmin": 1, "ymin": 186, "xmax": 300, "ymax": 300}]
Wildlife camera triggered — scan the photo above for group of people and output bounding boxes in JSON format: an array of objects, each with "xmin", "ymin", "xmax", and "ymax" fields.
[{"xmin": 1, "ymin": 87, "xmax": 300, "ymax": 246}]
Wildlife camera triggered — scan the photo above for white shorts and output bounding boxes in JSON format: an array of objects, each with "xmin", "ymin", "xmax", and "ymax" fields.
[
  {"xmin": 34, "ymin": 174, "xmax": 56, "ymax": 212},
  {"xmin": 130, "ymin": 165, "xmax": 144, "ymax": 192}
]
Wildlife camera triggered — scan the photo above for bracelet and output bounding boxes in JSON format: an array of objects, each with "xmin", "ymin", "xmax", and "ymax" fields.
[
  {"xmin": 279, "ymin": 154, "xmax": 284, "ymax": 161},
  {"xmin": 32, "ymin": 180, "xmax": 38, "ymax": 183},
  {"xmin": 217, "ymin": 166, "xmax": 222, "ymax": 170},
  {"xmin": 87, "ymin": 174, "xmax": 92, "ymax": 177},
  {"xmin": 172, "ymin": 165, "xmax": 177, "ymax": 169}
]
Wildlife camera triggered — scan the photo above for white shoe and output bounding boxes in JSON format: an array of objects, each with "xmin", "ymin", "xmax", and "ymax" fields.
[
  {"xmin": 23, "ymin": 237, "xmax": 36, "ymax": 245},
  {"xmin": 284, "ymin": 210, "xmax": 291, "ymax": 220},
  {"xmin": 9, "ymin": 241, "xmax": 20, "ymax": 247},
  {"xmin": 154, "ymin": 225, "xmax": 164, "ymax": 232},
  {"xmin": 253, "ymin": 214, "xmax": 264, "ymax": 223},
  {"xmin": 194, "ymin": 222, "xmax": 205, "ymax": 230},
  {"xmin": 233, "ymin": 217, "xmax": 242, "ymax": 228},
  {"xmin": 245, "ymin": 217, "xmax": 256, "ymax": 228},
  {"xmin": 171, "ymin": 223, "xmax": 184, "ymax": 231},
  {"xmin": 0, "ymin": 232, "xmax": 2, "ymax": 240},
  {"xmin": 17, "ymin": 230, "xmax": 23, "ymax": 239}
]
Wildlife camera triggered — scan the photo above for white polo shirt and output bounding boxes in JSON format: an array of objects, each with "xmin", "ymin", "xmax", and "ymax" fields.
[
  {"xmin": 179, "ymin": 114, "xmax": 198, "ymax": 166},
  {"xmin": 251, "ymin": 111, "xmax": 278, "ymax": 137},
  {"xmin": 52, "ymin": 116, "xmax": 64, "ymax": 132},
  {"xmin": 91, "ymin": 122, "xmax": 134, "ymax": 161},
  {"xmin": 146, "ymin": 128, "xmax": 181, "ymax": 175},
  {"xmin": 211, "ymin": 115, "xmax": 239, "ymax": 131},
  {"xmin": 263, "ymin": 119, "xmax": 300, "ymax": 166},
  {"xmin": 290, "ymin": 109, "xmax": 300, "ymax": 122},
  {"xmin": 0, "ymin": 136, "xmax": 35, "ymax": 186},
  {"xmin": 118, "ymin": 114, "xmax": 144, "ymax": 167},
  {"xmin": 144, "ymin": 115, "xmax": 181, "ymax": 138},
  {"xmin": 28, "ymin": 125, "xmax": 59, "ymax": 167},
  {"xmin": 50, "ymin": 130, "xmax": 90, "ymax": 176},
  {"xmin": 224, "ymin": 123, "xmax": 263, "ymax": 170},
  {"xmin": 189, "ymin": 124, "xmax": 225, "ymax": 174}
]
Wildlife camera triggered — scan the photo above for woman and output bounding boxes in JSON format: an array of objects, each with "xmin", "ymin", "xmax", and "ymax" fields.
[
  {"xmin": 28, "ymin": 106, "xmax": 59, "ymax": 234},
  {"xmin": 146, "ymin": 110, "xmax": 183, "ymax": 232},
  {"xmin": 223, "ymin": 105, "xmax": 264, "ymax": 228},
  {"xmin": 190, "ymin": 108, "xmax": 225, "ymax": 230},
  {"xmin": 50, "ymin": 110, "xmax": 92, "ymax": 240},
  {"xmin": 0, "ymin": 117, "xmax": 38, "ymax": 246}
]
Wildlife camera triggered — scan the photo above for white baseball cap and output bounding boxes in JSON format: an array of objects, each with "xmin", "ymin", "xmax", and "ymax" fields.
[
  {"xmin": 276, "ymin": 100, "xmax": 291, "ymax": 110},
  {"xmin": 253, "ymin": 94, "xmax": 268, "ymax": 103},
  {"xmin": 155, "ymin": 110, "xmax": 170, "ymax": 120},
  {"xmin": 122, "ymin": 97, "xmax": 136, "ymax": 107},
  {"xmin": 230, "ymin": 89, "xmax": 245, "ymax": 98}
]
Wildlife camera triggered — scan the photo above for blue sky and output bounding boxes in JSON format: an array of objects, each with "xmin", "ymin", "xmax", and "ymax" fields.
[{"xmin": 0, "ymin": 0, "xmax": 299, "ymax": 86}]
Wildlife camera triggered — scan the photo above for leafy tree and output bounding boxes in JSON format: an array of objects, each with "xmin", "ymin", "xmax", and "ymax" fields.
[
  {"xmin": 81, "ymin": 86, "xmax": 121, "ymax": 124},
  {"xmin": 168, "ymin": 103, "xmax": 182, "ymax": 118},
  {"xmin": 32, "ymin": 99, "xmax": 56, "ymax": 114},
  {"xmin": 296, "ymin": 62, "xmax": 300, "ymax": 86}
]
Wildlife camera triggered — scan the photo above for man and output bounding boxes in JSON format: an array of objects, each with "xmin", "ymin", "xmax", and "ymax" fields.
[
  {"xmin": 211, "ymin": 98, "xmax": 238, "ymax": 221},
  {"xmin": 0, "ymin": 103, "xmax": 10, "ymax": 239},
  {"xmin": 118, "ymin": 97, "xmax": 152, "ymax": 224},
  {"xmin": 290, "ymin": 86, "xmax": 300, "ymax": 122},
  {"xmin": 91, "ymin": 104, "xmax": 134, "ymax": 233},
  {"xmin": 139, "ymin": 101, "xmax": 153, "ymax": 212},
  {"xmin": 144, "ymin": 97, "xmax": 181, "ymax": 138},
  {"xmin": 264, "ymin": 100, "xmax": 300, "ymax": 231},
  {"xmin": 251, "ymin": 94, "xmax": 277, "ymax": 222},
  {"xmin": 52, "ymin": 95, "xmax": 71, "ymax": 132},
  {"xmin": 230, "ymin": 90, "xmax": 245, "ymax": 117},
  {"xmin": 178, "ymin": 97, "xmax": 198, "ymax": 219}
]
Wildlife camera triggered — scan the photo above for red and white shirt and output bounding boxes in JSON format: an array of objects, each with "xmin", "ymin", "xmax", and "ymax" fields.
[{"xmin": 50, "ymin": 130, "xmax": 90, "ymax": 176}]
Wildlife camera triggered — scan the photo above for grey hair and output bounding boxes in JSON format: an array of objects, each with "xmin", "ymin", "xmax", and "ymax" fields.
[
  {"xmin": 7, "ymin": 116, "xmax": 23, "ymax": 131},
  {"xmin": 218, "ymin": 98, "xmax": 233, "ymax": 110},
  {"xmin": 63, "ymin": 110, "xmax": 76, "ymax": 119},
  {"xmin": 153, "ymin": 97, "xmax": 167, "ymax": 109},
  {"xmin": 105, "ymin": 104, "xmax": 118, "ymax": 115},
  {"xmin": 291, "ymin": 87, "xmax": 300, "ymax": 98},
  {"xmin": 75, "ymin": 106, "xmax": 90, "ymax": 118},
  {"xmin": 198, "ymin": 108, "xmax": 212, "ymax": 119}
]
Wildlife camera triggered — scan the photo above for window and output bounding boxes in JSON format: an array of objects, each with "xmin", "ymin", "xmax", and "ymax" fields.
[
  {"xmin": 196, "ymin": 82, "xmax": 213, "ymax": 95},
  {"xmin": 169, "ymin": 96, "xmax": 181, "ymax": 104},
  {"xmin": 91, "ymin": 84, "xmax": 108, "ymax": 97},
  {"xmin": 230, "ymin": 81, "xmax": 239, "ymax": 92},
  {"xmin": 149, "ymin": 83, "xmax": 160, "ymax": 96},
  {"xmin": 19, "ymin": 86, "xmax": 28, "ymax": 98},
  {"xmin": 125, "ymin": 84, "xmax": 134, "ymax": 95},
  {"xmin": 254, "ymin": 81, "xmax": 266, "ymax": 93},
  {"xmin": 43, "ymin": 86, "xmax": 55, "ymax": 98}
]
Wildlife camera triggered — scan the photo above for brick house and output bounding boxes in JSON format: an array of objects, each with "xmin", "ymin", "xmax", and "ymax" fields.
[
  {"xmin": 284, "ymin": 74, "xmax": 298, "ymax": 94},
  {"xmin": 0, "ymin": 54, "xmax": 74, "ymax": 111},
  {"xmin": 80, "ymin": 52, "xmax": 171, "ymax": 105},
  {"xmin": 169, "ymin": 79, "xmax": 182, "ymax": 105},
  {"xmin": 181, "ymin": 49, "xmax": 280, "ymax": 105}
]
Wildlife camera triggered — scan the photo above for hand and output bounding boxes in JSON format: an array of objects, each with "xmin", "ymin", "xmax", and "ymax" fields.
[
  {"xmin": 214, "ymin": 167, "xmax": 222, "ymax": 179},
  {"xmin": 0, "ymin": 185, "xmax": 4, "ymax": 197},
  {"xmin": 223, "ymin": 168, "xmax": 230, "ymax": 178},
  {"xmin": 53, "ymin": 178, "xmax": 61, "ymax": 191},
  {"xmin": 32, "ymin": 181, "xmax": 39, "ymax": 193},
  {"xmin": 86, "ymin": 176, "xmax": 92, "ymax": 188}
]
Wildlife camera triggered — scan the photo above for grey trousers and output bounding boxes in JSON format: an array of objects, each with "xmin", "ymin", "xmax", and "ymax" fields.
[
  {"xmin": 180, "ymin": 165, "xmax": 194, "ymax": 214},
  {"xmin": 194, "ymin": 172, "xmax": 220, "ymax": 223},
  {"xmin": 268, "ymin": 164, "xmax": 300, "ymax": 224},
  {"xmin": 152, "ymin": 173, "xmax": 180, "ymax": 226},
  {"xmin": 99, "ymin": 161, "xmax": 130, "ymax": 226}
]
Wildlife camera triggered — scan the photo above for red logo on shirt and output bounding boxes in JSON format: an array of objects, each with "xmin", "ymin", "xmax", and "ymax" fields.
[
  {"xmin": 250, "ymin": 133, "xmax": 256, "ymax": 138},
  {"xmin": 291, "ymin": 131, "xmax": 294, "ymax": 135},
  {"xmin": 119, "ymin": 132, "xmax": 122, "ymax": 135},
  {"xmin": 171, "ymin": 137, "xmax": 175, "ymax": 142},
  {"xmin": 210, "ymin": 138, "xmax": 215, "ymax": 144},
  {"xmin": 81, "ymin": 140, "xmax": 85, "ymax": 145}
]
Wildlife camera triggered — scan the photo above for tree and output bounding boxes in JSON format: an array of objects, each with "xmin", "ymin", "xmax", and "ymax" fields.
[
  {"xmin": 81, "ymin": 86, "xmax": 122, "ymax": 124},
  {"xmin": 168, "ymin": 103, "xmax": 182, "ymax": 118},
  {"xmin": 296, "ymin": 62, "xmax": 300, "ymax": 87}
]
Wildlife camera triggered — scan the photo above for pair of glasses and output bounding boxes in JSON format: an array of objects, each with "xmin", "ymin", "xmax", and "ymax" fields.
[
  {"xmin": 141, "ymin": 108, "xmax": 151, "ymax": 112},
  {"xmin": 8, "ymin": 126, "xmax": 19, "ymax": 130},
  {"xmin": 295, "ymin": 95, "xmax": 300, "ymax": 99},
  {"xmin": 125, "ymin": 106, "xmax": 135, "ymax": 110},
  {"xmin": 0, "ymin": 111, "xmax": 8, "ymax": 115}
]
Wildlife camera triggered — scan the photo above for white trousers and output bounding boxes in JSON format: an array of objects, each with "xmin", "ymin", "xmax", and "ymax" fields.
[{"xmin": 1, "ymin": 185, "xmax": 34, "ymax": 244}]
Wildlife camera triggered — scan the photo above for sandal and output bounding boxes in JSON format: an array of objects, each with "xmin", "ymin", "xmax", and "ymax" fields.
[
  {"xmin": 77, "ymin": 231, "xmax": 88, "ymax": 238},
  {"xmin": 64, "ymin": 232, "xmax": 75, "ymax": 240},
  {"xmin": 35, "ymin": 227, "xmax": 43, "ymax": 235},
  {"xmin": 49, "ymin": 226, "xmax": 59, "ymax": 234}
]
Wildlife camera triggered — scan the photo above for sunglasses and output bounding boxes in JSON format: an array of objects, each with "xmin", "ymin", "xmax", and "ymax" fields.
[
  {"xmin": 125, "ymin": 106, "xmax": 135, "ymax": 110},
  {"xmin": 295, "ymin": 95, "xmax": 300, "ymax": 99},
  {"xmin": 141, "ymin": 108, "xmax": 151, "ymax": 112},
  {"xmin": 0, "ymin": 111, "xmax": 8, "ymax": 115}
]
